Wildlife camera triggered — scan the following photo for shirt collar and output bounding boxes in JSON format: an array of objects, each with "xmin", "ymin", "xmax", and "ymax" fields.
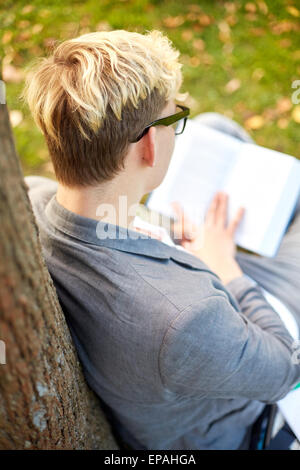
[{"xmin": 45, "ymin": 193, "xmax": 219, "ymax": 275}]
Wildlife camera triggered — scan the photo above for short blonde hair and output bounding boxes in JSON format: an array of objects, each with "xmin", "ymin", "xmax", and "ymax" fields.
[{"xmin": 23, "ymin": 30, "xmax": 185, "ymax": 186}]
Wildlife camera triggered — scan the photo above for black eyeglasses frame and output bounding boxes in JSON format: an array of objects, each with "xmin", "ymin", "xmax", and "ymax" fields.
[{"xmin": 130, "ymin": 104, "xmax": 190, "ymax": 143}]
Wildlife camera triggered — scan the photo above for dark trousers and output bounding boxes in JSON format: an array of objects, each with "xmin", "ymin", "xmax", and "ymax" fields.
[{"xmin": 249, "ymin": 405, "xmax": 298, "ymax": 450}]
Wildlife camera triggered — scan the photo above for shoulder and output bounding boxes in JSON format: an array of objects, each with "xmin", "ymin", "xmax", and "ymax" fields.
[
  {"xmin": 25, "ymin": 176, "xmax": 58, "ymax": 227},
  {"xmin": 126, "ymin": 249, "xmax": 240, "ymax": 314},
  {"xmin": 25, "ymin": 175, "xmax": 58, "ymax": 205},
  {"xmin": 160, "ymin": 293, "xmax": 244, "ymax": 355},
  {"xmin": 158, "ymin": 294, "xmax": 248, "ymax": 392}
]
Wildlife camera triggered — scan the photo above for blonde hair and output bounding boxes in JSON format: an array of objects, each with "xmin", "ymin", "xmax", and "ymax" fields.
[{"xmin": 23, "ymin": 30, "xmax": 185, "ymax": 186}]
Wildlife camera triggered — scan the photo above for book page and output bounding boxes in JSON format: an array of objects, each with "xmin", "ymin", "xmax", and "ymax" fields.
[
  {"xmin": 277, "ymin": 387, "xmax": 300, "ymax": 442},
  {"xmin": 221, "ymin": 143, "xmax": 294, "ymax": 251},
  {"xmin": 147, "ymin": 120, "xmax": 242, "ymax": 223},
  {"xmin": 261, "ymin": 287, "xmax": 299, "ymax": 340},
  {"xmin": 147, "ymin": 118, "xmax": 300, "ymax": 256}
]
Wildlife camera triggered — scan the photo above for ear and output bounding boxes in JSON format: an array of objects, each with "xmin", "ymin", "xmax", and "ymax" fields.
[{"xmin": 141, "ymin": 126, "xmax": 156, "ymax": 168}]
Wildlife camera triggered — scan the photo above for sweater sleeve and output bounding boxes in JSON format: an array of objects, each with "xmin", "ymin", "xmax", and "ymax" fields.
[
  {"xmin": 224, "ymin": 274, "xmax": 297, "ymax": 343},
  {"xmin": 159, "ymin": 287, "xmax": 300, "ymax": 402}
]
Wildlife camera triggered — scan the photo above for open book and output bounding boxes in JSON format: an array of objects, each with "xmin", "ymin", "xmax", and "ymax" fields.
[
  {"xmin": 146, "ymin": 117, "xmax": 300, "ymax": 257},
  {"xmin": 277, "ymin": 384, "xmax": 300, "ymax": 443},
  {"xmin": 268, "ymin": 294, "xmax": 300, "ymax": 443}
]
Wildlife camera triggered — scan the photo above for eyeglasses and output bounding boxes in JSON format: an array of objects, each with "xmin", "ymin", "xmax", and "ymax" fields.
[{"xmin": 130, "ymin": 104, "xmax": 190, "ymax": 143}]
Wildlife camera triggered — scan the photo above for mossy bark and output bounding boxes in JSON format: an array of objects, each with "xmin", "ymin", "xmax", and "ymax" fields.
[{"xmin": 0, "ymin": 103, "xmax": 118, "ymax": 450}]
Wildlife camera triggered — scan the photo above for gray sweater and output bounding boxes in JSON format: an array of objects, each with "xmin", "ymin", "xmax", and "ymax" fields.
[{"xmin": 26, "ymin": 176, "xmax": 300, "ymax": 450}]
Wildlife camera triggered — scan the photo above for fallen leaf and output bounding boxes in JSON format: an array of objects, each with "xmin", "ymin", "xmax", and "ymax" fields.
[
  {"xmin": 192, "ymin": 38, "xmax": 205, "ymax": 51},
  {"xmin": 257, "ymin": 1, "xmax": 268, "ymax": 14},
  {"xmin": 163, "ymin": 16, "xmax": 185, "ymax": 28},
  {"xmin": 9, "ymin": 110, "xmax": 23, "ymax": 127},
  {"xmin": 39, "ymin": 9, "xmax": 50, "ymax": 18},
  {"xmin": 190, "ymin": 56, "xmax": 201, "ymax": 67},
  {"xmin": 181, "ymin": 30, "xmax": 193, "ymax": 41},
  {"xmin": 218, "ymin": 20, "xmax": 231, "ymax": 42},
  {"xmin": 2, "ymin": 64, "xmax": 24, "ymax": 83},
  {"xmin": 276, "ymin": 97, "xmax": 292, "ymax": 114},
  {"xmin": 225, "ymin": 78, "xmax": 241, "ymax": 93},
  {"xmin": 2, "ymin": 31, "xmax": 13, "ymax": 44},
  {"xmin": 292, "ymin": 106, "xmax": 300, "ymax": 123},
  {"xmin": 286, "ymin": 6, "xmax": 300, "ymax": 18},
  {"xmin": 32, "ymin": 24, "xmax": 43, "ymax": 34},
  {"xmin": 277, "ymin": 118, "xmax": 289, "ymax": 129},
  {"xmin": 18, "ymin": 31, "xmax": 31, "ymax": 41},
  {"xmin": 218, "ymin": 20, "xmax": 230, "ymax": 33},
  {"xmin": 245, "ymin": 13, "xmax": 258, "ymax": 21},
  {"xmin": 271, "ymin": 21, "xmax": 297, "ymax": 35},
  {"xmin": 198, "ymin": 14, "xmax": 212, "ymax": 26},
  {"xmin": 18, "ymin": 20, "xmax": 30, "ymax": 29},
  {"xmin": 224, "ymin": 2, "xmax": 237, "ymax": 14},
  {"xmin": 252, "ymin": 68, "xmax": 264, "ymax": 80},
  {"xmin": 245, "ymin": 2, "xmax": 256, "ymax": 13},
  {"xmin": 22, "ymin": 4, "xmax": 34, "ymax": 15},
  {"xmin": 244, "ymin": 115, "xmax": 264, "ymax": 129},
  {"xmin": 226, "ymin": 15, "xmax": 237, "ymax": 26}
]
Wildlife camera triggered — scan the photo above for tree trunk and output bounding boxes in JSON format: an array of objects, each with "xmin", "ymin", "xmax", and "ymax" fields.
[{"xmin": 0, "ymin": 102, "xmax": 119, "ymax": 450}]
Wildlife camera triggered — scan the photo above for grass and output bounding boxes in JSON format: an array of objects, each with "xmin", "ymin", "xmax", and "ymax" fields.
[{"xmin": 1, "ymin": 0, "xmax": 300, "ymax": 178}]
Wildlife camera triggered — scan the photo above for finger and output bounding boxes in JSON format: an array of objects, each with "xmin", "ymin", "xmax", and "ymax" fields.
[
  {"xmin": 206, "ymin": 192, "xmax": 220, "ymax": 224},
  {"xmin": 215, "ymin": 192, "xmax": 228, "ymax": 227},
  {"xmin": 227, "ymin": 206, "xmax": 245, "ymax": 236},
  {"xmin": 171, "ymin": 202, "xmax": 198, "ymax": 241}
]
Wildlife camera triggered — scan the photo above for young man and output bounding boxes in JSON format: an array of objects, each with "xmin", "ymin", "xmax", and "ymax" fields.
[{"xmin": 24, "ymin": 30, "xmax": 300, "ymax": 450}]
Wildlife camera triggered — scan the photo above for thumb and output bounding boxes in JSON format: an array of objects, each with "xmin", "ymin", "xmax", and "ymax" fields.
[{"xmin": 227, "ymin": 206, "xmax": 245, "ymax": 236}]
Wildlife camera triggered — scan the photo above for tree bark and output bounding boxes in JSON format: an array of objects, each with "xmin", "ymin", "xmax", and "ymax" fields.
[{"xmin": 0, "ymin": 102, "xmax": 119, "ymax": 450}]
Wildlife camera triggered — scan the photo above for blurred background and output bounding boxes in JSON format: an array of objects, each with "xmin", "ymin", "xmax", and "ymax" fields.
[{"xmin": 0, "ymin": 0, "xmax": 300, "ymax": 179}]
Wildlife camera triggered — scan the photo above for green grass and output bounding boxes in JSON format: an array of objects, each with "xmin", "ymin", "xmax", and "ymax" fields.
[{"xmin": 1, "ymin": 0, "xmax": 300, "ymax": 177}]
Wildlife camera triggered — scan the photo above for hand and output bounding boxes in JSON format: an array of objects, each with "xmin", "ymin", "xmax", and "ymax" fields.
[{"xmin": 171, "ymin": 192, "xmax": 245, "ymax": 285}]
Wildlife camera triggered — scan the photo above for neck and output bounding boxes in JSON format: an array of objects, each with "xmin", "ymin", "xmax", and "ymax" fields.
[{"xmin": 56, "ymin": 176, "xmax": 145, "ymax": 229}]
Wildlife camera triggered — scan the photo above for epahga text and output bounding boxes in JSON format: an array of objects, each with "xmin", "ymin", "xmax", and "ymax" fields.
[{"xmin": 104, "ymin": 454, "xmax": 196, "ymax": 466}]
